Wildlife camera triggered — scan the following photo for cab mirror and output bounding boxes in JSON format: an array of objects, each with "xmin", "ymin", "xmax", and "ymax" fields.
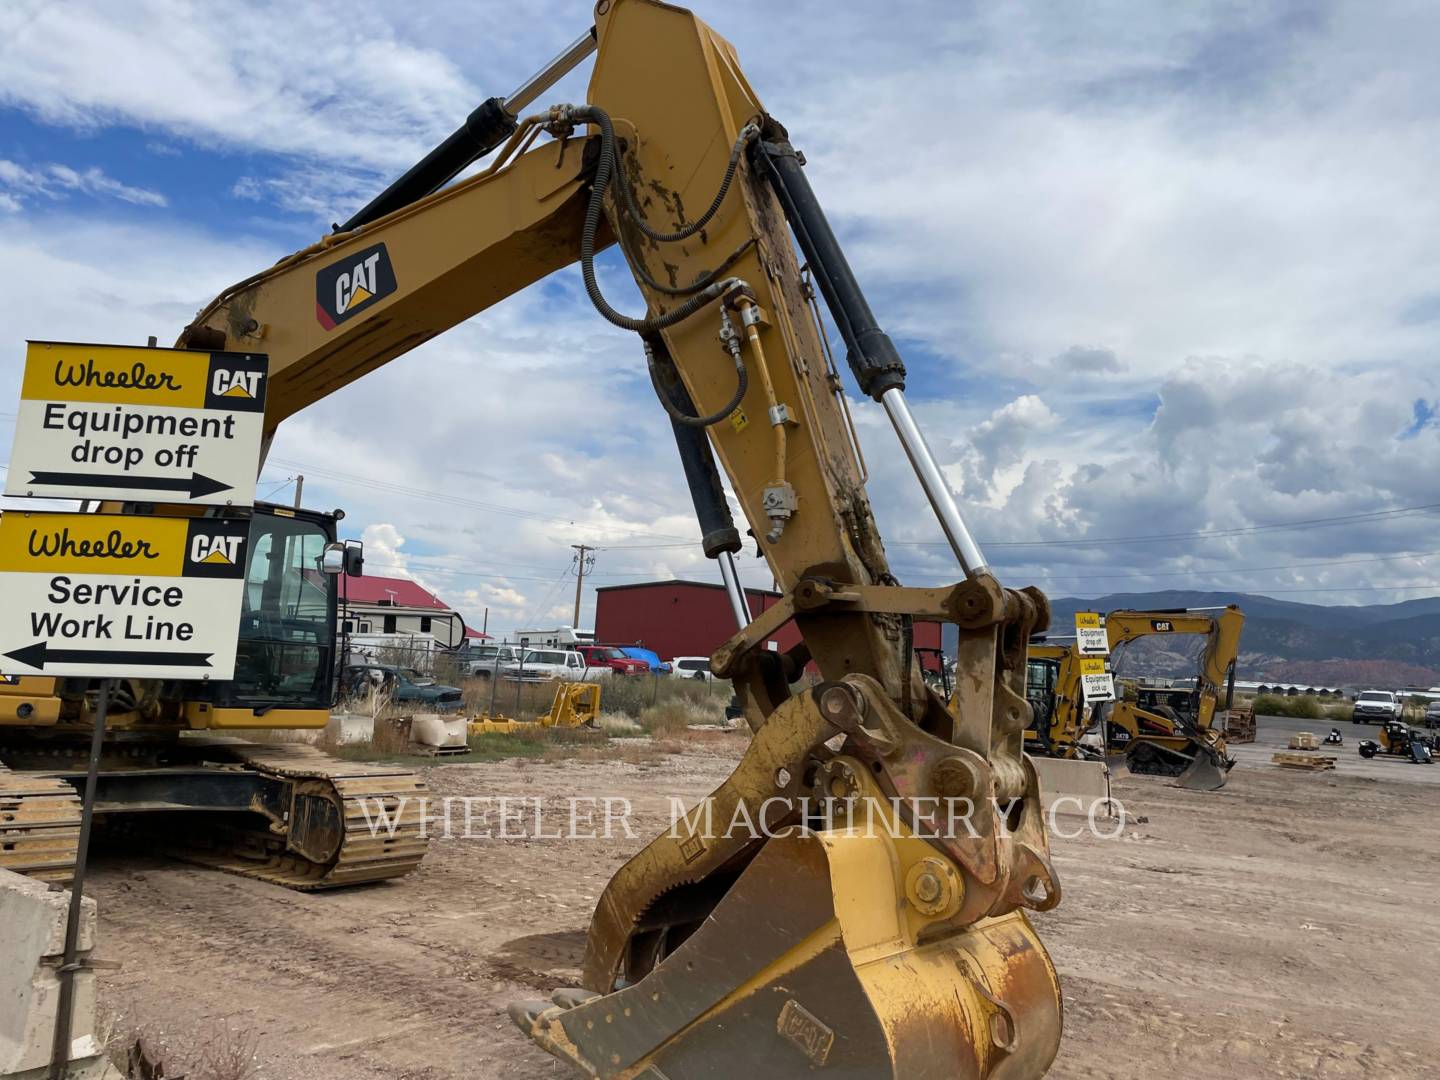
[
  {"xmin": 344, "ymin": 542, "xmax": 365, "ymax": 577},
  {"xmin": 321, "ymin": 544, "xmax": 346, "ymax": 575}
]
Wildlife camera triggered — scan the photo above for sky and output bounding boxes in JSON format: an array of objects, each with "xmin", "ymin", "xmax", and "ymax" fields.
[{"xmin": 1, "ymin": 0, "xmax": 1438, "ymax": 639}]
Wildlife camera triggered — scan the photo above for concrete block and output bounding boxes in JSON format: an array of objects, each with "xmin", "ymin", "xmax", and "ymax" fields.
[
  {"xmin": 0, "ymin": 868, "xmax": 116, "ymax": 1079},
  {"xmin": 1030, "ymin": 756, "xmax": 1111, "ymax": 813}
]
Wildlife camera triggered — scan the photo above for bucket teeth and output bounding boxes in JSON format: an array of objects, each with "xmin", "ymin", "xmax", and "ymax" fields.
[
  {"xmin": 507, "ymin": 1000, "xmax": 554, "ymax": 1030},
  {"xmin": 552, "ymin": 988, "xmax": 602, "ymax": 1009}
]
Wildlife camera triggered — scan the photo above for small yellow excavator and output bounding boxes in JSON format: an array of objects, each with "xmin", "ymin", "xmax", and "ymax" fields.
[
  {"xmin": 1024, "ymin": 605, "xmax": 1244, "ymax": 790},
  {"xmin": 2, "ymin": 1, "xmax": 1069, "ymax": 1074}
]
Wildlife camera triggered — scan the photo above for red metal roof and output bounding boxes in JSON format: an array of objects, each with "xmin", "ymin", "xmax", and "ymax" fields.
[{"xmin": 344, "ymin": 574, "xmax": 452, "ymax": 610}]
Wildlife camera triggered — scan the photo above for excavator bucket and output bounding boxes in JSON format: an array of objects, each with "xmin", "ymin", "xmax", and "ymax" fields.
[
  {"xmin": 512, "ymin": 825, "xmax": 1062, "ymax": 1079},
  {"xmin": 1175, "ymin": 750, "xmax": 1231, "ymax": 792}
]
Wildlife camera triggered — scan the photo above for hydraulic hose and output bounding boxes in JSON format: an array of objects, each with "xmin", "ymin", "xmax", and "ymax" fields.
[
  {"xmin": 615, "ymin": 120, "xmax": 760, "ymax": 243},
  {"xmin": 569, "ymin": 103, "xmax": 744, "ymax": 334},
  {"xmin": 645, "ymin": 335, "xmax": 747, "ymax": 427}
]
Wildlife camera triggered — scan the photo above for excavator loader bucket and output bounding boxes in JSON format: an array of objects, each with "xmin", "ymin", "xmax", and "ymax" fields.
[
  {"xmin": 1175, "ymin": 750, "xmax": 1231, "ymax": 791},
  {"xmin": 512, "ymin": 825, "xmax": 1062, "ymax": 1079}
]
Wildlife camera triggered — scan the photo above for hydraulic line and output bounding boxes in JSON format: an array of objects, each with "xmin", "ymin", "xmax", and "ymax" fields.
[
  {"xmin": 625, "ymin": 235, "xmax": 756, "ymax": 297},
  {"xmin": 614, "ymin": 120, "xmax": 760, "ymax": 243},
  {"xmin": 565, "ymin": 104, "xmax": 745, "ymax": 334},
  {"xmin": 645, "ymin": 334, "xmax": 746, "ymax": 427},
  {"xmin": 735, "ymin": 300, "xmax": 787, "ymax": 486}
]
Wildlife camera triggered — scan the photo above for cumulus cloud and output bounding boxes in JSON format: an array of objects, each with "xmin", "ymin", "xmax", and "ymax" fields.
[
  {"xmin": 959, "ymin": 395, "xmax": 1061, "ymax": 498},
  {"xmin": 360, "ymin": 523, "xmax": 411, "ymax": 577}
]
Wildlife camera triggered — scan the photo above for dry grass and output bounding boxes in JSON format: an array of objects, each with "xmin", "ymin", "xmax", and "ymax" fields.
[
  {"xmin": 597, "ymin": 712, "xmax": 644, "ymax": 736},
  {"xmin": 637, "ymin": 695, "xmax": 727, "ymax": 736},
  {"xmin": 105, "ymin": 1005, "xmax": 260, "ymax": 1080}
]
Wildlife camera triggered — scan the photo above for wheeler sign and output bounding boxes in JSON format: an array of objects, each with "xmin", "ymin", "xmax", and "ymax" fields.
[
  {"xmin": 1078, "ymin": 656, "xmax": 1116, "ymax": 704},
  {"xmin": 0, "ymin": 510, "xmax": 249, "ymax": 680},
  {"xmin": 5, "ymin": 341, "xmax": 268, "ymax": 505},
  {"xmin": 1074, "ymin": 611, "xmax": 1109, "ymax": 656}
]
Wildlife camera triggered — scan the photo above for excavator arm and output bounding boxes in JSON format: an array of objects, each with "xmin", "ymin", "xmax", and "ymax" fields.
[{"xmin": 180, "ymin": 2, "xmax": 1064, "ymax": 1075}]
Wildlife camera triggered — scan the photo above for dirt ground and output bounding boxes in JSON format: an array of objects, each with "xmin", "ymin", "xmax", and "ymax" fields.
[{"xmin": 87, "ymin": 721, "xmax": 1440, "ymax": 1079}]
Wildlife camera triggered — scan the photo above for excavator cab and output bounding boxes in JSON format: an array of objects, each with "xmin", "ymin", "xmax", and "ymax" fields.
[
  {"xmin": 188, "ymin": 504, "xmax": 344, "ymax": 720},
  {"xmin": 1024, "ymin": 647, "xmax": 1063, "ymax": 753}
]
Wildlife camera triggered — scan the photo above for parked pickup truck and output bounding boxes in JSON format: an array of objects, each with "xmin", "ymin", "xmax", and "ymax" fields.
[
  {"xmin": 1352, "ymin": 690, "xmax": 1403, "ymax": 724},
  {"xmin": 576, "ymin": 645, "xmax": 649, "ymax": 676},
  {"xmin": 462, "ymin": 644, "xmax": 526, "ymax": 679},
  {"xmin": 500, "ymin": 649, "xmax": 598, "ymax": 683}
]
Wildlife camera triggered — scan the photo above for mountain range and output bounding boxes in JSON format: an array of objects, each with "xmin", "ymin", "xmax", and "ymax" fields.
[{"xmin": 1041, "ymin": 590, "xmax": 1440, "ymax": 686}]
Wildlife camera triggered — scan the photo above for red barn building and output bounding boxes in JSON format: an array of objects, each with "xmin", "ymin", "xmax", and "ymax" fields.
[{"xmin": 594, "ymin": 580, "xmax": 942, "ymax": 669}]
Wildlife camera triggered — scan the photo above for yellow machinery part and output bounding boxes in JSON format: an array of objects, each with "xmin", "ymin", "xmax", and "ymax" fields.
[
  {"xmin": 515, "ymin": 760, "xmax": 1060, "ymax": 1078},
  {"xmin": 183, "ymin": 702, "xmax": 330, "ymax": 729},
  {"xmin": 469, "ymin": 682, "xmax": 603, "ymax": 735},
  {"xmin": 0, "ymin": 678, "xmax": 60, "ymax": 726},
  {"xmin": 543, "ymin": 683, "xmax": 602, "ymax": 728}
]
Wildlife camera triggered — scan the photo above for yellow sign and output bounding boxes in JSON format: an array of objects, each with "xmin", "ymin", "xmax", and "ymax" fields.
[
  {"xmin": 7, "ymin": 341, "xmax": 269, "ymax": 505},
  {"xmin": 1075, "ymin": 611, "xmax": 1109, "ymax": 655},
  {"xmin": 1079, "ymin": 657, "xmax": 1107, "ymax": 676},
  {"xmin": 21, "ymin": 342, "xmax": 219, "ymax": 407},
  {"xmin": 0, "ymin": 512, "xmax": 187, "ymax": 576},
  {"xmin": 0, "ymin": 511, "xmax": 249, "ymax": 679}
]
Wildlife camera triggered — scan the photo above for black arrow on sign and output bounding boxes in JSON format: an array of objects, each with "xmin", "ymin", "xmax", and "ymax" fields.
[
  {"xmin": 27, "ymin": 470, "xmax": 232, "ymax": 500},
  {"xmin": 4, "ymin": 642, "xmax": 213, "ymax": 671}
]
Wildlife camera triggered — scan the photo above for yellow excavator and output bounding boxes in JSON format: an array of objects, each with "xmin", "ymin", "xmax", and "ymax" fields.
[
  {"xmin": 1025, "ymin": 606, "xmax": 1244, "ymax": 790},
  {"xmin": 2, "ymin": 2, "xmax": 1068, "ymax": 1074},
  {"xmin": 1023, "ymin": 640, "xmax": 1096, "ymax": 761}
]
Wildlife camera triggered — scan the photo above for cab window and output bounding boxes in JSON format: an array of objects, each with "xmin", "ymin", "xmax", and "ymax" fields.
[{"xmin": 223, "ymin": 513, "xmax": 335, "ymax": 708}]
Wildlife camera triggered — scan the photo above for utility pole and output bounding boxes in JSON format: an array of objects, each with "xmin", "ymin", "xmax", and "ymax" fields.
[
  {"xmin": 571, "ymin": 544, "xmax": 595, "ymax": 628},
  {"xmin": 293, "ymin": 474, "xmax": 304, "ymax": 508}
]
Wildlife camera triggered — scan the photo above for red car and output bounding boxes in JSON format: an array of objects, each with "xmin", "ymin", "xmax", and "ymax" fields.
[{"xmin": 576, "ymin": 645, "xmax": 649, "ymax": 677}]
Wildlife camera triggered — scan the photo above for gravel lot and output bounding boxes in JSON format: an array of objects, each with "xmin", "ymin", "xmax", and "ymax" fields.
[{"xmin": 86, "ymin": 719, "xmax": 1440, "ymax": 1078}]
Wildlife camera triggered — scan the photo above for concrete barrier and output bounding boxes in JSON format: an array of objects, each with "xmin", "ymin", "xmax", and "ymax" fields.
[
  {"xmin": 0, "ymin": 868, "xmax": 116, "ymax": 1079},
  {"xmin": 1030, "ymin": 757, "xmax": 1111, "ymax": 814}
]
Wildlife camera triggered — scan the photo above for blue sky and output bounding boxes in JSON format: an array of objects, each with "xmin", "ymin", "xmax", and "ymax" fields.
[{"xmin": 2, "ymin": 0, "xmax": 1438, "ymax": 636}]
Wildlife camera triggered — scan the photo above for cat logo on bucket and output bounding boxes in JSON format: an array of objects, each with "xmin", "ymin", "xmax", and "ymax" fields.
[{"xmin": 315, "ymin": 242, "xmax": 397, "ymax": 329}]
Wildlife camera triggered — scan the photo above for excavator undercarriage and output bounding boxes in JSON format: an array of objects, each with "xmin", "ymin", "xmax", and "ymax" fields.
[{"xmin": 0, "ymin": 732, "xmax": 428, "ymax": 890}]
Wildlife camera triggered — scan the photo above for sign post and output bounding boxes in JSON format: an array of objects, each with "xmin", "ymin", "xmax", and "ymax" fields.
[
  {"xmin": 0, "ymin": 511, "xmax": 250, "ymax": 680},
  {"xmin": 6, "ymin": 341, "xmax": 268, "ymax": 506},
  {"xmin": 46, "ymin": 677, "xmax": 109, "ymax": 1080}
]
